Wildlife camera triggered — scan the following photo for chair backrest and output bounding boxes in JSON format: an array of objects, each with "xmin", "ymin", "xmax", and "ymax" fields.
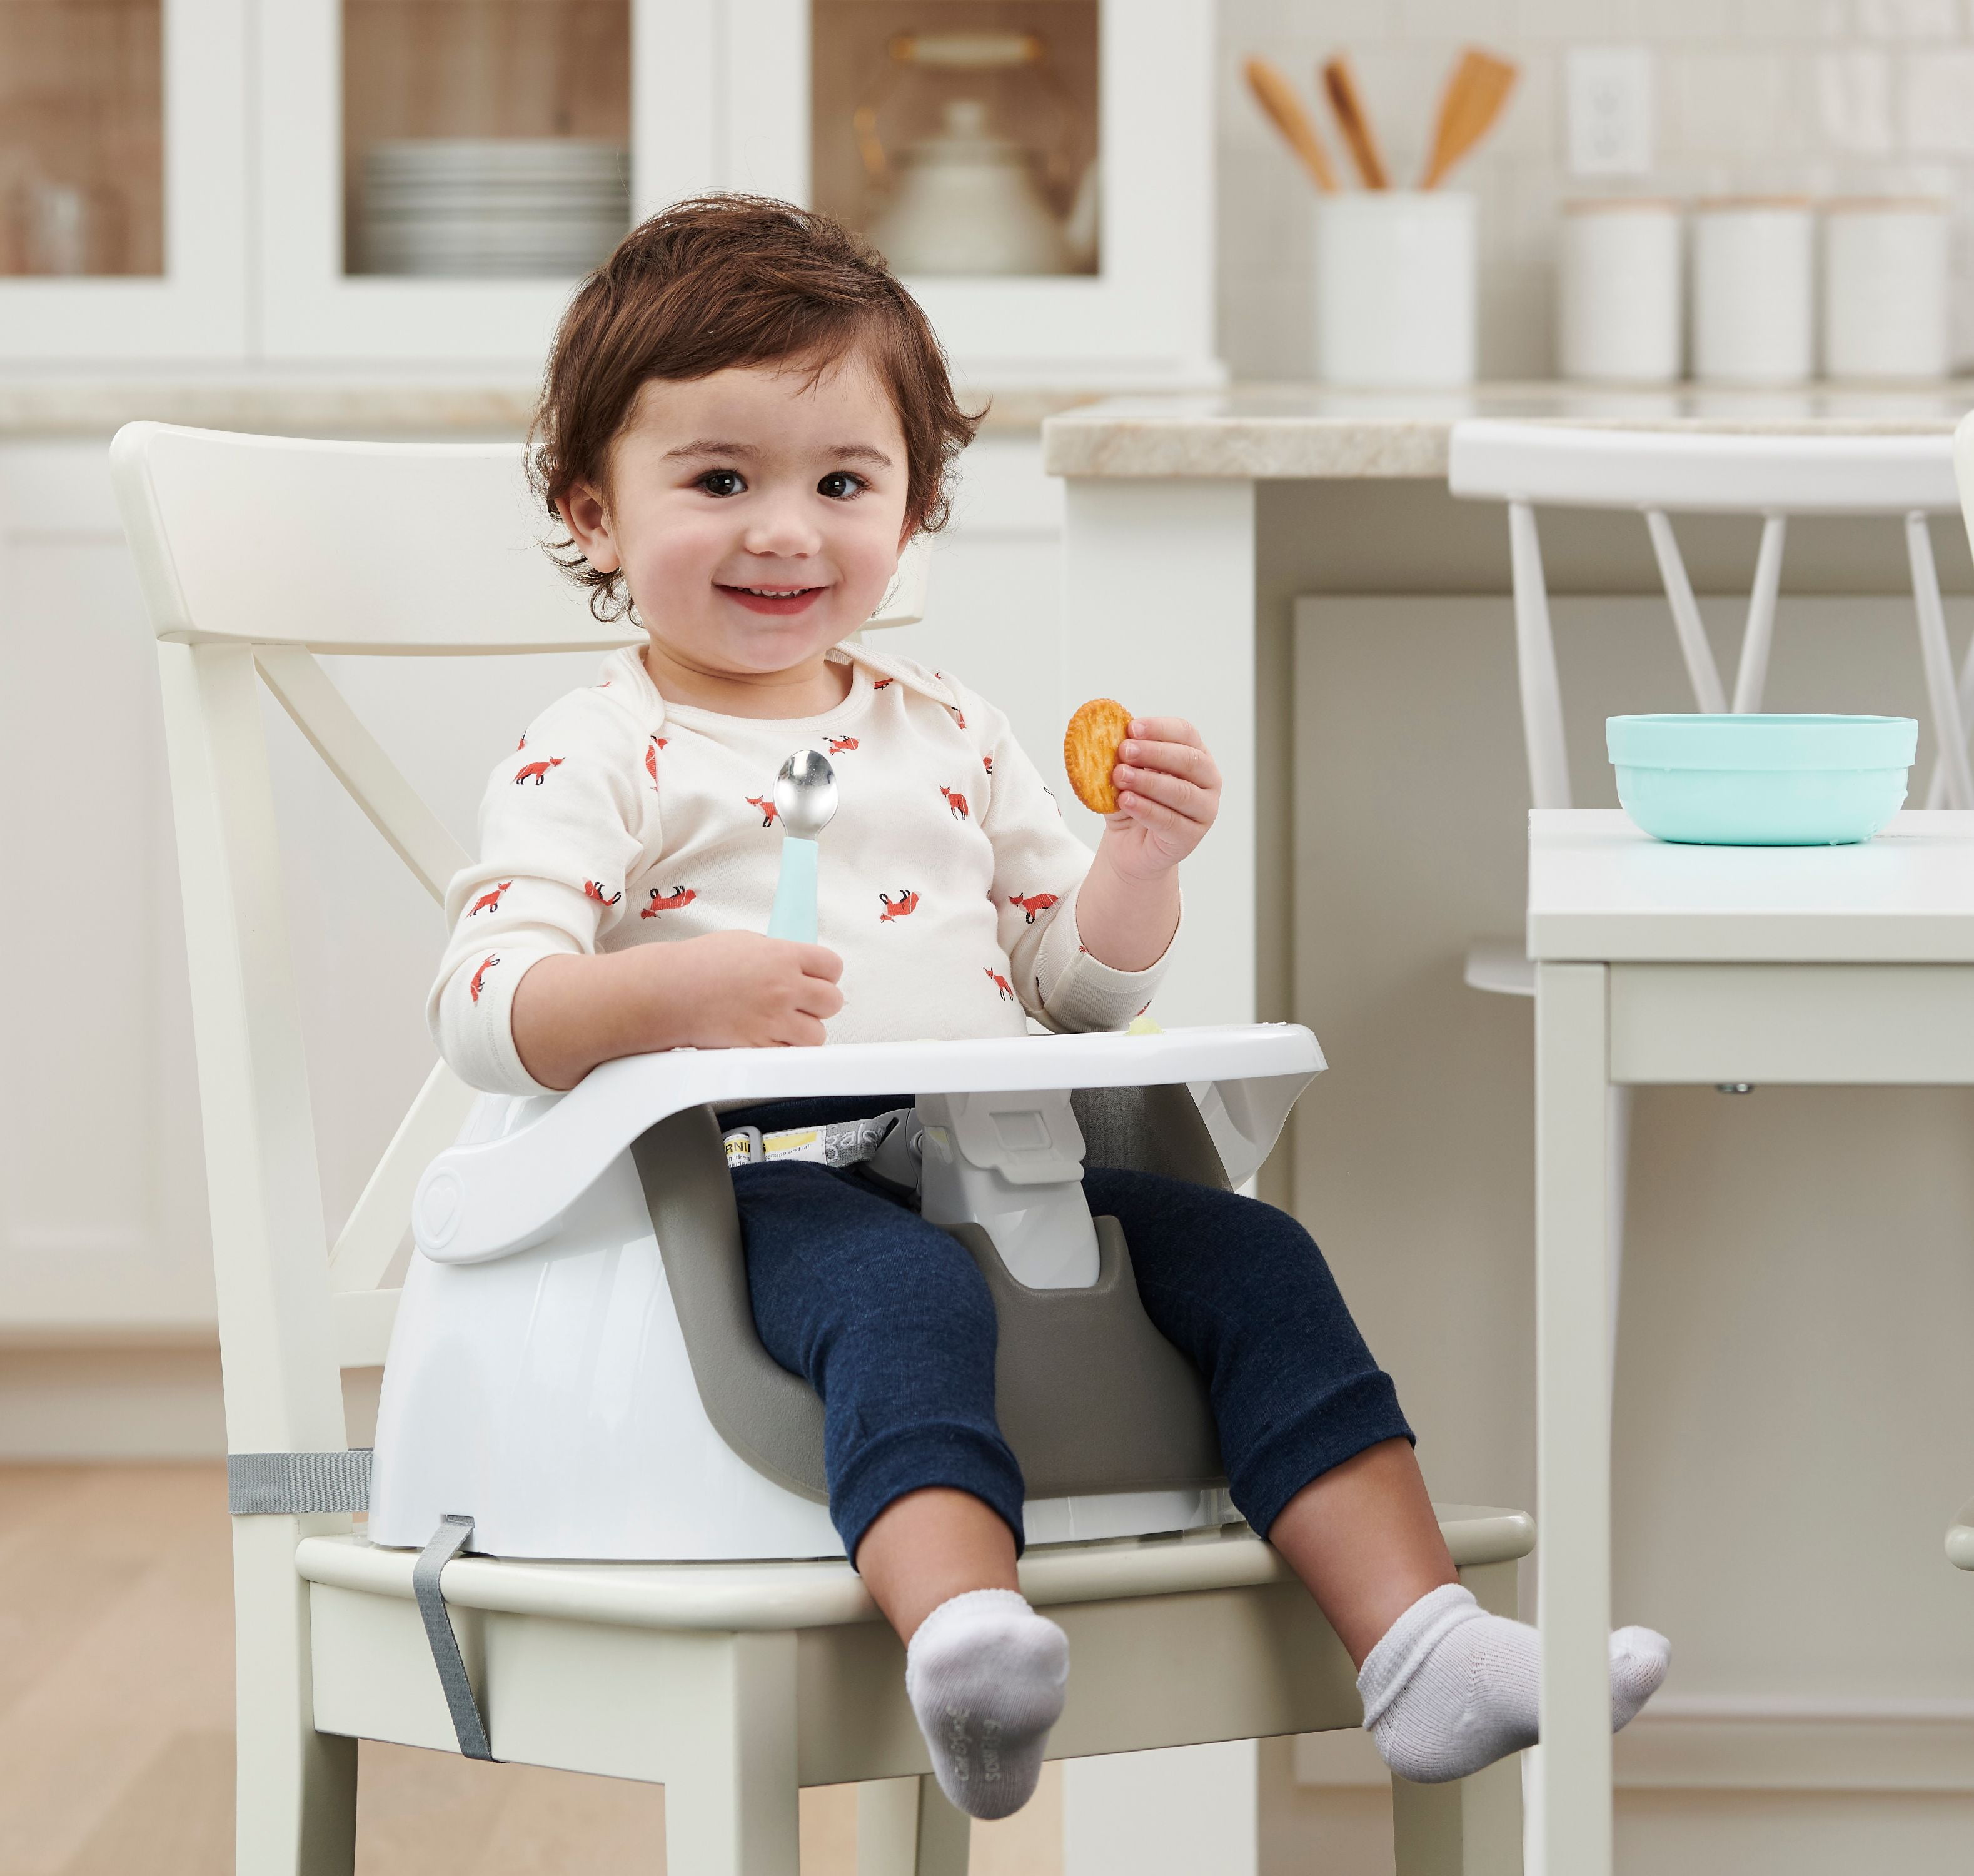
[
  {"xmin": 108, "ymin": 422, "xmax": 928, "ymax": 1470},
  {"xmin": 1446, "ymin": 420, "xmax": 1971, "ymax": 811}
]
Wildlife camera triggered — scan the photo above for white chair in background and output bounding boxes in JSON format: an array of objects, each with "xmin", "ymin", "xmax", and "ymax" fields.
[
  {"xmin": 113, "ymin": 421, "xmax": 1532, "ymax": 1876},
  {"xmin": 1448, "ymin": 423, "xmax": 1974, "ymax": 1349}
]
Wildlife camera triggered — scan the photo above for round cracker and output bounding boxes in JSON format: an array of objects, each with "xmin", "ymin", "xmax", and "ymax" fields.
[{"xmin": 1064, "ymin": 697, "xmax": 1134, "ymax": 814}]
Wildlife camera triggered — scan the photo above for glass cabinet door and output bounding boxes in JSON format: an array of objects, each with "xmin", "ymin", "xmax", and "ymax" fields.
[
  {"xmin": 341, "ymin": 0, "xmax": 630, "ymax": 281},
  {"xmin": 258, "ymin": 0, "xmax": 637, "ymax": 362},
  {"xmin": 810, "ymin": 4, "xmax": 1100, "ymax": 282},
  {"xmin": 0, "ymin": 0, "xmax": 248, "ymax": 360}
]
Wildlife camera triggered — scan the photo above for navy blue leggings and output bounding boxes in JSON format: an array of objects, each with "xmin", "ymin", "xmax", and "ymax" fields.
[{"xmin": 728, "ymin": 1100, "xmax": 1411, "ymax": 1563}]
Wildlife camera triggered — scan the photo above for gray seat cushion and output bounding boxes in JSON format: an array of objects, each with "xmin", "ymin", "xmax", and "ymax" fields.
[{"xmin": 628, "ymin": 1085, "xmax": 1230, "ymax": 1507}]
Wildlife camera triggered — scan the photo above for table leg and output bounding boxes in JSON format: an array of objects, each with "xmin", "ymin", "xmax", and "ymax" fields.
[{"xmin": 1534, "ymin": 963, "xmax": 1614, "ymax": 1876}]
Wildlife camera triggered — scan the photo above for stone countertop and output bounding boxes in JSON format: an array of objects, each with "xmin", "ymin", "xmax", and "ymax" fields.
[
  {"xmin": 0, "ymin": 374, "xmax": 1115, "ymax": 438},
  {"xmin": 1040, "ymin": 381, "xmax": 1974, "ymax": 480}
]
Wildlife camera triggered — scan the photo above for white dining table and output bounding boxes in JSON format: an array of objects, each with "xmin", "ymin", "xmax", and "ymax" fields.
[{"xmin": 1528, "ymin": 806, "xmax": 1974, "ymax": 1876}]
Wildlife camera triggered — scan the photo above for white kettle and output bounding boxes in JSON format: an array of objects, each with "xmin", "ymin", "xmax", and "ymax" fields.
[{"xmin": 868, "ymin": 98, "xmax": 1077, "ymax": 277}]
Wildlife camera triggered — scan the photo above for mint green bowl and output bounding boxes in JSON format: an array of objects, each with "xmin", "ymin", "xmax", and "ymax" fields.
[{"xmin": 1606, "ymin": 714, "xmax": 1916, "ymax": 845}]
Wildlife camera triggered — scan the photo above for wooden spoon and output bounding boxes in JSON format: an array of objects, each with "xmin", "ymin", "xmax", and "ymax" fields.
[
  {"xmin": 1243, "ymin": 56, "xmax": 1338, "ymax": 193},
  {"xmin": 1421, "ymin": 47, "xmax": 1519, "ymax": 189},
  {"xmin": 1321, "ymin": 55, "xmax": 1389, "ymax": 189}
]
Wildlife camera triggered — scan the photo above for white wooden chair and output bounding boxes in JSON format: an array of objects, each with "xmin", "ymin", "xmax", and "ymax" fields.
[
  {"xmin": 1448, "ymin": 424, "xmax": 1974, "ymax": 1363},
  {"xmin": 111, "ymin": 420, "xmax": 1532, "ymax": 1876}
]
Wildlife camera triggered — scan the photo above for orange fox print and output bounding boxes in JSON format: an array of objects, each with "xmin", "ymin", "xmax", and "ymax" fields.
[
  {"xmin": 583, "ymin": 880, "xmax": 621, "ymax": 906},
  {"xmin": 1008, "ymin": 890, "xmax": 1059, "ymax": 924},
  {"xmin": 879, "ymin": 889, "xmax": 920, "ymax": 923},
  {"xmin": 938, "ymin": 784, "xmax": 969, "ymax": 820},
  {"xmin": 745, "ymin": 794, "xmax": 780, "ymax": 827},
  {"xmin": 516, "ymin": 732, "xmax": 527, "ymax": 751},
  {"xmin": 982, "ymin": 753, "xmax": 994, "ymax": 774},
  {"xmin": 468, "ymin": 880, "xmax": 513, "ymax": 917},
  {"xmin": 947, "ymin": 704, "xmax": 967, "ymax": 729},
  {"xmin": 984, "ymin": 966, "xmax": 1014, "ymax": 1001},
  {"xmin": 827, "ymin": 735, "xmax": 859, "ymax": 754},
  {"xmin": 641, "ymin": 885, "xmax": 698, "ymax": 919},
  {"xmin": 873, "ymin": 677, "xmax": 895, "ymax": 690},
  {"xmin": 469, "ymin": 955, "xmax": 498, "ymax": 1002},
  {"xmin": 644, "ymin": 737, "xmax": 668, "ymax": 785},
  {"xmin": 515, "ymin": 757, "xmax": 563, "ymax": 785}
]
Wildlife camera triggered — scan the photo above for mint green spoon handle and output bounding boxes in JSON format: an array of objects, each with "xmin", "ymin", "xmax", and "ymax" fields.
[{"xmin": 766, "ymin": 835, "xmax": 819, "ymax": 942}]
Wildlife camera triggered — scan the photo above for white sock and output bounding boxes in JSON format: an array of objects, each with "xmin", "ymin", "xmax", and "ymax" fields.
[
  {"xmin": 1356, "ymin": 1583, "xmax": 1670, "ymax": 1784},
  {"xmin": 904, "ymin": 1588, "xmax": 1068, "ymax": 1820}
]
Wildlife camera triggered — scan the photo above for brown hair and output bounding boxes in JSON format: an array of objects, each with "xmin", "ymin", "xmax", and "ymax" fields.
[{"xmin": 530, "ymin": 194, "xmax": 982, "ymax": 620}]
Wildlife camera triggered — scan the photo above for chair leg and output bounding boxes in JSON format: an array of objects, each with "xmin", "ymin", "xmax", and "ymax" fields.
[
  {"xmin": 914, "ymin": 1775, "xmax": 972, "ymax": 1876},
  {"xmin": 857, "ymin": 1777, "xmax": 972, "ymax": 1876},
  {"xmin": 662, "ymin": 1633, "xmax": 801, "ymax": 1876},
  {"xmin": 1387, "ymin": 1560, "xmax": 1527, "ymax": 1876},
  {"xmin": 231, "ymin": 1516, "xmax": 357, "ymax": 1876}
]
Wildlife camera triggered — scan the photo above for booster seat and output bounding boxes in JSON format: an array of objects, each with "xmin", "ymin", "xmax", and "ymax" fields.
[{"xmin": 370, "ymin": 1024, "xmax": 1324, "ymax": 1559}]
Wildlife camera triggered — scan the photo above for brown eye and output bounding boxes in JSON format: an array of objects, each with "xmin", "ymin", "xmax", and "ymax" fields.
[
  {"xmin": 818, "ymin": 471, "xmax": 864, "ymax": 499},
  {"xmin": 697, "ymin": 469, "xmax": 744, "ymax": 497}
]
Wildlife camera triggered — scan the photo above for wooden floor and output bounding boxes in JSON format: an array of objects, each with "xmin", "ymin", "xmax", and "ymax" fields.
[{"xmin": 0, "ymin": 1463, "xmax": 1063, "ymax": 1875}]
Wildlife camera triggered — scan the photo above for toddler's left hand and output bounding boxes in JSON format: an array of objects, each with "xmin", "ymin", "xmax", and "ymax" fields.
[{"xmin": 1104, "ymin": 717, "xmax": 1221, "ymax": 877}]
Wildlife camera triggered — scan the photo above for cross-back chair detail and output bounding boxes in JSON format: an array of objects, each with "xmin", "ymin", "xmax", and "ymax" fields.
[{"xmin": 1451, "ymin": 421, "xmax": 1974, "ymax": 816}]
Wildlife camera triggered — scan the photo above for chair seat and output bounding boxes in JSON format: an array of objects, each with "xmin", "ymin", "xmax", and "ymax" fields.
[
  {"xmin": 1949, "ymin": 1501, "xmax": 1974, "ymax": 1571},
  {"xmin": 1465, "ymin": 937, "xmax": 1536, "ymax": 997},
  {"xmin": 299, "ymin": 1502, "xmax": 1533, "ymax": 1631},
  {"xmin": 298, "ymin": 1506, "xmax": 1533, "ymax": 1790}
]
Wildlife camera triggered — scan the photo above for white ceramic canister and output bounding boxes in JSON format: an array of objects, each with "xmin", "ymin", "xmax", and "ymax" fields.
[
  {"xmin": 1821, "ymin": 198, "xmax": 1948, "ymax": 381},
  {"xmin": 1690, "ymin": 197, "xmax": 1815, "ymax": 385},
  {"xmin": 1312, "ymin": 191, "xmax": 1477, "ymax": 388},
  {"xmin": 1558, "ymin": 198, "xmax": 1683, "ymax": 382}
]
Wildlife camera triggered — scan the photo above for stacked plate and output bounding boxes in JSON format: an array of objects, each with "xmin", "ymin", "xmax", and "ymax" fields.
[{"xmin": 358, "ymin": 139, "xmax": 631, "ymax": 278}]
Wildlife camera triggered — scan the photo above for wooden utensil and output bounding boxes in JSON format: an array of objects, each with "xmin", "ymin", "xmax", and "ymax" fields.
[
  {"xmin": 1421, "ymin": 47, "xmax": 1519, "ymax": 189},
  {"xmin": 1243, "ymin": 56, "xmax": 1338, "ymax": 193},
  {"xmin": 1321, "ymin": 55, "xmax": 1389, "ymax": 189}
]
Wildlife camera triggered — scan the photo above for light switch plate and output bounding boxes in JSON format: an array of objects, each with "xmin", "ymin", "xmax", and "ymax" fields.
[{"xmin": 1566, "ymin": 46, "xmax": 1654, "ymax": 178}]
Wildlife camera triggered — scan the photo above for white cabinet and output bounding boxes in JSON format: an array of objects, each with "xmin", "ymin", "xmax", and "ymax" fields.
[
  {"xmin": 0, "ymin": 0, "xmax": 249, "ymax": 361},
  {"xmin": 0, "ymin": 0, "xmax": 1219, "ymax": 383}
]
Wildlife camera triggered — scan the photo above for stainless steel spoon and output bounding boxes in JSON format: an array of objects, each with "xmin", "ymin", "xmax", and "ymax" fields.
[{"xmin": 766, "ymin": 749, "xmax": 837, "ymax": 941}]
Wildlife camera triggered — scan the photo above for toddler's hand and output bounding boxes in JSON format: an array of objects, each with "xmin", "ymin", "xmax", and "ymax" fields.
[
  {"xmin": 1103, "ymin": 717, "xmax": 1222, "ymax": 879},
  {"xmin": 639, "ymin": 930, "xmax": 844, "ymax": 1048}
]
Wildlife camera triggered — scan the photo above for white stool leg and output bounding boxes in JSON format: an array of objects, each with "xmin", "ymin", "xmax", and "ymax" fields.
[
  {"xmin": 231, "ymin": 1516, "xmax": 357, "ymax": 1876},
  {"xmin": 662, "ymin": 1633, "xmax": 800, "ymax": 1876},
  {"xmin": 857, "ymin": 1778, "xmax": 970, "ymax": 1876}
]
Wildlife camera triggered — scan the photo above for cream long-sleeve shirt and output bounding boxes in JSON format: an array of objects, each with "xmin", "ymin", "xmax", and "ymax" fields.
[{"xmin": 429, "ymin": 641, "xmax": 1178, "ymax": 1095}]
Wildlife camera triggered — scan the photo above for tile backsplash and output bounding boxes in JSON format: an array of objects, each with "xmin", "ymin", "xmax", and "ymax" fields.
[{"xmin": 1219, "ymin": 0, "xmax": 1974, "ymax": 378}]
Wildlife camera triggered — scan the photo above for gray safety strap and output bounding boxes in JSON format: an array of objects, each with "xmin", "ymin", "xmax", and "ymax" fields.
[
  {"xmin": 227, "ymin": 1448, "xmax": 372, "ymax": 1515},
  {"xmin": 413, "ymin": 1514, "xmax": 495, "ymax": 1762}
]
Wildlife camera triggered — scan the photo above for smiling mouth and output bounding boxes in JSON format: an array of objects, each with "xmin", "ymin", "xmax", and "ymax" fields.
[{"xmin": 720, "ymin": 582, "xmax": 828, "ymax": 615}]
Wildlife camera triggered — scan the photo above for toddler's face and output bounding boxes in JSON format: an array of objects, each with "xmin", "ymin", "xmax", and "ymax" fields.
[{"xmin": 560, "ymin": 351, "xmax": 912, "ymax": 682}]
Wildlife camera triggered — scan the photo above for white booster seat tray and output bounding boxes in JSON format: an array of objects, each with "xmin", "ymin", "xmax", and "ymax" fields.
[{"xmin": 368, "ymin": 1024, "xmax": 1323, "ymax": 1563}]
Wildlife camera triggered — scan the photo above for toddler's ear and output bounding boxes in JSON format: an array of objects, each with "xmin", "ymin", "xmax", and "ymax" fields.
[{"xmin": 560, "ymin": 484, "xmax": 620, "ymax": 573}]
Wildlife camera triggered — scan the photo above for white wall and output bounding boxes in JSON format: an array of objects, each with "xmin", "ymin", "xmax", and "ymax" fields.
[{"xmin": 1217, "ymin": 0, "xmax": 1974, "ymax": 379}]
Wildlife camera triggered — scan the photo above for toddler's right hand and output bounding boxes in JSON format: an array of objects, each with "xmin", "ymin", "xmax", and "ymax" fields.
[{"xmin": 642, "ymin": 930, "xmax": 844, "ymax": 1048}]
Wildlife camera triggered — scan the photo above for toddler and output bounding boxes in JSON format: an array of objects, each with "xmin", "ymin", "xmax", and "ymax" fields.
[{"xmin": 430, "ymin": 196, "xmax": 1669, "ymax": 1820}]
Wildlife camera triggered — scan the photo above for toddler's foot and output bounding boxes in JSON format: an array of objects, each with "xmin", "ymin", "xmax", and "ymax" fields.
[
  {"xmin": 904, "ymin": 1588, "xmax": 1068, "ymax": 1820},
  {"xmin": 1357, "ymin": 1583, "xmax": 1670, "ymax": 1784}
]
